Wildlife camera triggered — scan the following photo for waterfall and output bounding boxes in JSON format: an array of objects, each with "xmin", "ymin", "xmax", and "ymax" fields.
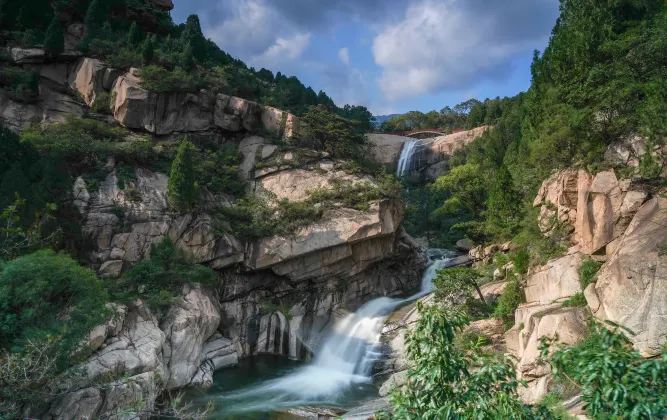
[
  {"xmin": 396, "ymin": 139, "xmax": 423, "ymax": 177},
  {"xmin": 214, "ymin": 250, "xmax": 453, "ymax": 414}
]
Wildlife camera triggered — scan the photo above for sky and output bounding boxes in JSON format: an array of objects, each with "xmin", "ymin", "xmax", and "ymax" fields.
[{"xmin": 171, "ymin": 0, "xmax": 561, "ymax": 116}]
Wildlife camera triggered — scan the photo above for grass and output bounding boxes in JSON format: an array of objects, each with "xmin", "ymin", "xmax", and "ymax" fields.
[
  {"xmin": 578, "ymin": 259, "xmax": 603, "ymax": 289},
  {"xmin": 561, "ymin": 292, "xmax": 587, "ymax": 307}
]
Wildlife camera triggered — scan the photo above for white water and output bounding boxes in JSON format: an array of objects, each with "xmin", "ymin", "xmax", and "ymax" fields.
[
  {"xmin": 396, "ymin": 139, "xmax": 423, "ymax": 177},
  {"xmin": 214, "ymin": 250, "xmax": 453, "ymax": 415}
]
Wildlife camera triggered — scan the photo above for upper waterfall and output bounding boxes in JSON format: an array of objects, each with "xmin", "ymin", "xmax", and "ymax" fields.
[{"xmin": 396, "ymin": 139, "xmax": 423, "ymax": 177}]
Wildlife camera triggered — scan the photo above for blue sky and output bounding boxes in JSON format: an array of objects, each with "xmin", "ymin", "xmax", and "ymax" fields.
[{"xmin": 172, "ymin": 0, "xmax": 560, "ymax": 116}]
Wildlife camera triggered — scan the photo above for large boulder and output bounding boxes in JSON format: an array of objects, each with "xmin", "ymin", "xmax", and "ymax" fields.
[
  {"xmin": 534, "ymin": 169, "xmax": 648, "ymax": 256},
  {"xmin": 161, "ymin": 284, "xmax": 221, "ymax": 389},
  {"xmin": 593, "ymin": 195, "xmax": 667, "ymax": 356},
  {"xmin": 67, "ymin": 58, "xmax": 107, "ymax": 106},
  {"xmin": 524, "ymin": 252, "xmax": 583, "ymax": 304}
]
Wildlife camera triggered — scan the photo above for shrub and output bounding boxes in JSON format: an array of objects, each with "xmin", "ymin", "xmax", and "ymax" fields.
[
  {"xmin": 138, "ymin": 65, "xmax": 200, "ymax": 93},
  {"xmin": 561, "ymin": 292, "xmax": 587, "ymax": 307},
  {"xmin": 0, "ymin": 67, "xmax": 39, "ymax": 102},
  {"xmin": 512, "ymin": 247, "xmax": 530, "ymax": 275},
  {"xmin": 168, "ymin": 139, "xmax": 199, "ymax": 212},
  {"xmin": 544, "ymin": 321, "xmax": 667, "ymax": 419},
  {"xmin": 381, "ymin": 303, "xmax": 555, "ymax": 419},
  {"xmin": 494, "ymin": 278, "xmax": 523, "ymax": 329},
  {"xmin": 114, "ymin": 238, "xmax": 215, "ymax": 312},
  {"xmin": 105, "ymin": 47, "xmax": 142, "ymax": 70},
  {"xmin": 194, "ymin": 145, "xmax": 245, "ymax": 197},
  {"xmin": 91, "ymin": 91, "xmax": 112, "ymax": 114},
  {"xmin": 578, "ymin": 259, "xmax": 602, "ymax": 289},
  {"xmin": 0, "ymin": 250, "xmax": 108, "ymax": 359}
]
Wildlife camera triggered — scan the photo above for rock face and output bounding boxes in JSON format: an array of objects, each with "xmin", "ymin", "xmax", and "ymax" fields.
[
  {"xmin": 533, "ymin": 169, "xmax": 647, "ymax": 256},
  {"xmin": 592, "ymin": 194, "xmax": 667, "ymax": 356},
  {"xmin": 0, "ymin": 57, "xmax": 299, "ymax": 139},
  {"xmin": 40, "ymin": 286, "xmax": 237, "ymax": 419}
]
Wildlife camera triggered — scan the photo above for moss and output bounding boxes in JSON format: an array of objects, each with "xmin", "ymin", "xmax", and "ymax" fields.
[
  {"xmin": 578, "ymin": 259, "xmax": 603, "ymax": 289},
  {"xmin": 561, "ymin": 292, "xmax": 587, "ymax": 307}
]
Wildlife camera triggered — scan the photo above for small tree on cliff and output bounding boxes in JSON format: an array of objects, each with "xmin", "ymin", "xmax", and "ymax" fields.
[
  {"xmin": 181, "ymin": 14, "xmax": 206, "ymax": 61},
  {"xmin": 43, "ymin": 14, "xmax": 64, "ymax": 57},
  {"xmin": 168, "ymin": 139, "xmax": 199, "ymax": 212}
]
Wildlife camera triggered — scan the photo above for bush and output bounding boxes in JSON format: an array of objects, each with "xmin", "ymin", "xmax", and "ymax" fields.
[
  {"xmin": 494, "ymin": 278, "xmax": 523, "ymax": 329},
  {"xmin": 545, "ymin": 322, "xmax": 667, "ymax": 419},
  {"xmin": 105, "ymin": 47, "xmax": 142, "ymax": 70},
  {"xmin": 194, "ymin": 145, "xmax": 245, "ymax": 197},
  {"xmin": 43, "ymin": 15, "xmax": 64, "ymax": 56},
  {"xmin": 114, "ymin": 238, "xmax": 215, "ymax": 312},
  {"xmin": 0, "ymin": 66, "xmax": 39, "ymax": 102},
  {"xmin": 0, "ymin": 250, "xmax": 108, "ymax": 359},
  {"xmin": 381, "ymin": 303, "xmax": 555, "ymax": 419},
  {"xmin": 91, "ymin": 91, "xmax": 112, "ymax": 114},
  {"xmin": 138, "ymin": 65, "xmax": 200, "ymax": 93},
  {"xmin": 578, "ymin": 259, "xmax": 602, "ymax": 289},
  {"xmin": 561, "ymin": 292, "xmax": 587, "ymax": 307}
]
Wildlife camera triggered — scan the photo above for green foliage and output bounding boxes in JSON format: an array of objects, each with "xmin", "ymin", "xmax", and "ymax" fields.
[
  {"xmin": 181, "ymin": 14, "xmax": 206, "ymax": 61},
  {"xmin": 114, "ymin": 238, "xmax": 215, "ymax": 311},
  {"xmin": 193, "ymin": 144, "xmax": 245, "ymax": 197},
  {"xmin": 382, "ymin": 302, "xmax": 555, "ymax": 419},
  {"xmin": 579, "ymin": 259, "xmax": 603, "ymax": 289},
  {"xmin": 494, "ymin": 278, "xmax": 524, "ymax": 329},
  {"xmin": 141, "ymin": 36, "xmax": 154, "ymax": 64},
  {"xmin": 545, "ymin": 322, "xmax": 667, "ymax": 419},
  {"xmin": 433, "ymin": 163, "xmax": 487, "ymax": 217},
  {"xmin": 486, "ymin": 165, "xmax": 521, "ymax": 238},
  {"xmin": 126, "ymin": 21, "xmax": 141, "ymax": 46},
  {"xmin": 137, "ymin": 65, "xmax": 199, "ymax": 93},
  {"xmin": 0, "ymin": 66, "xmax": 39, "ymax": 101},
  {"xmin": 90, "ymin": 91, "xmax": 112, "ymax": 114},
  {"xmin": 512, "ymin": 247, "xmax": 531, "ymax": 275},
  {"xmin": 43, "ymin": 14, "xmax": 64, "ymax": 56},
  {"xmin": 0, "ymin": 250, "xmax": 108, "ymax": 359},
  {"xmin": 84, "ymin": 0, "xmax": 106, "ymax": 29},
  {"xmin": 0, "ymin": 197, "xmax": 59, "ymax": 260},
  {"xmin": 561, "ymin": 292, "xmax": 587, "ymax": 307},
  {"xmin": 168, "ymin": 139, "xmax": 199, "ymax": 212},
  {"xmin": 434, "ymin": 267, "xmax": 487, "ymax": 305}
]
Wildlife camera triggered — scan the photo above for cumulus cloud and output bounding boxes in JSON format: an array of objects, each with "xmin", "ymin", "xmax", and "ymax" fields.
[
  {"xmin": 372, "ymin": 0, "xmax": 559, "ymax": 101},
  {"xmin": 338, "ymin": 47, "xmax": 350, "ymax": 65}
]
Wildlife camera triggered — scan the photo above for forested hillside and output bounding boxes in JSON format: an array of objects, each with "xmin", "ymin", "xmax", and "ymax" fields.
[{"xmin": 403, "ymin": 0, "xmax": 667, "ymax": 249}]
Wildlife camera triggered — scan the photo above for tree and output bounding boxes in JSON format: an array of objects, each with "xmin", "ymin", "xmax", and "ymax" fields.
[
  {"xmin": 379, "ymin": 303, "xmax": 555, "ymax": 419},
  {"xmin": 126, "ymin": 21, "xmax": 141, "ymax": 46},
  {"xmin": 181, "ymin": 42, "xmax": 195, "ymax": 71},
  {"xmin": 168, "ymin": 139, "xmax": 199, "ymax": 212},
  {"xmin": 486, "ymin": 165, "xmax": 521, "ymax": 236},
  {"xmin": 84, "ymin": 0, "xmax": 105, "ymax": 29},
  {"xmin": 43, "ymin": 14, "xmax": 64, "ymax": 57},
  {"xmin": 181, "ymin": 14, "xmax": 206, "ymax": 61},
  {"xmin": 434, "ymin": 267, "xmax": 486, "ymax": 304},
  {"xmin": 141, "ymin": 36, "xmax": 154, "ymax": 64},
  {"xmin": 433, "ymin": 163, "xmax": 488, "ymax": 217}
]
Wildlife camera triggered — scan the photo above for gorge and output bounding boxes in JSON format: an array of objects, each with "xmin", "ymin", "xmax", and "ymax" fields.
[{"xmin": 1, "ymin": 0, "xmax": 666, "ymax": 419}]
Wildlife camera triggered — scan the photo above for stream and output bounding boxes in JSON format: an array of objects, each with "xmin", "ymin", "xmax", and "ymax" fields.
[{"xmin": 185, "ymin": 249, "xmax": 452, "ymax": 419}]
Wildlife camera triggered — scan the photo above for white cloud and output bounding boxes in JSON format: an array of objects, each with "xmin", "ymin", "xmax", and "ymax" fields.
[
  {"xmin": 204, "ymin": 0, "xmax": 311, "ymax": 67},
  {"xmin": 338, "ymin": 47, "xmax": 350, "ymax": 65},
  {"xmin": 372, "ymin": 0, "xmax": 558, "ymax": 101}
]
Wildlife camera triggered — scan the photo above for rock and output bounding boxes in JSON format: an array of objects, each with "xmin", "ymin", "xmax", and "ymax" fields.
[
  {"xmin": 238, "ymin": 135, "xmax": 267, "ymax": 180},
  {"xmin": 379, "ymin": 370, "xmax": 409, "ymax": 397},
  {"xmin": 425, "ymin": 126, "xmax": 491, "ymax": 164},
  {"xmin": 604, "ymin": 134, "xmax": 646, "ymax": 166},
  {"xmin": 261, "ymin": 106, "xmax": 299, "ymax": 140},
  {"xmin": 277, "ymin": 406, "xmax": 345, "ymax": 419},
  {"xmin": 594, "ymin": 195, "xmax": 667, "ymax": 356},
  {"xmin": 72, "ymin": 177, "xmax": 90, "ymax": 214},
  {"xmin": 64, "ymin": 23, "xmax": 87, "ymax": 51},
  {"xmin": 98, "ymin": 260, "xmax": 123, "ymax": 278},
  {"xmin": 9, "ymin": 47, "xmax": 45, "ymax": 64},
  {"xmin": 149, "ymin": 0, "xmax": 174, "ymax": 10},
  {"xmin": 67, "ymin": 58, "xmax": 107, "ymax": 106},
  {"xmin": 190, "ymin": 333, "xmax": 238, "ymax": 387},
  {"xmin": 456, "ymin": 238, "xmax": 473, "ymax": 252},
  {"xmin": 479, "ymin": 281, "xmax": 507, "ymax": 301},
  {"xmin": 343, "ymin": 398, "xmax": 392, "ymax": 420},
  {"xmin": 366, "ymin": 133, "xmax": 415, "ymax": 170},
  {"xmin": 258, "ymin": 167, "xmax": 368, "ymax": 202},
  {"xmin": 467, "ymin": 317, "xmax": 505, "ymax": 343},
  {"xmin": 524, "ymin": 253, "xmax": 583, "ymax": 304},
  {"xmin": 584, "ymin": 282, "xmax": 600, "ymax": 313},
  {"xmin": 161, "ymin": 284, "xmax": 221, "ymax": 389}
]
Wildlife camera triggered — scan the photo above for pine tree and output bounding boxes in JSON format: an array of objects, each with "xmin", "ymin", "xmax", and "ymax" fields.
[
  {"xmin": 141, "ymin": 37, "xmax": 154, "ymax": 63},
  {"xmin": 486, "ymin": 165, "xmax": 520, "ymax": 234},
  {"xmin": 43, "ymin": 14, "xmax": 64, "ymax": 57},
  {"xmin": 181, "ymin": 42, "xmax": 194, "ymax": 70},
  {"xmin": 168, "ymin": 139, "xmax": 199, "ymax": 212},
  {"xmin": 181, "ymin": 14, "xmax": 206, "ymax": 61},
  {"xmin": 84, "ymin": 0, "xmax": 105, "ymax": 28},
  {"xmin": 126, "ymin": 21, "xmax": 141, "ymax": 46},
  {"xmin": 15, "ymin": 5, "xmax": 30, "ymax": 28}
]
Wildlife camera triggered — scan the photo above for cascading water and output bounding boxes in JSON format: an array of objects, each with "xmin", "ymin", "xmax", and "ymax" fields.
[
  {"xmin": 207, "ymin": 250, "xmax": 453, "ymax": 416},
  {"xmin": 396, "ymin": 139, "xmax": 423, "ymax": 177}
]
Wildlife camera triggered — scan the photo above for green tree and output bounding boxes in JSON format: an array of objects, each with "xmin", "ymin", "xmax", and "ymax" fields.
[
  {"xmin": 141, "ymin": 36, "xmax": 154, "ymax": 64},
  {"xmin": 84, "ymin": 0, "xmax": 105, "ymax": 29},
  {"xmin": 181, "ymin": 14, "xmax": 206, "ymax": 61},
  {"xmin": 181, "ymin": 42, "xmax": 195, "ymax": 71},
  {"xmin": 43, "ymin": 14, "xmax": 64, "ymax": 57},
  {"xmin": 486, "ymin": 165, "xmax": 521, "ymax": 236},
  {"xmin": 433, "ymin": 163, "xmax": 487, "ymax": 217},
  {"xmin": 381, "ymin": 303, "xmax": 555, "ymax": 419},
  {"xmin": 434, "ymin": 267, "xmax": 487, "ymax": 304},
  {"xmin": 0, "ymin": 250, "xmax": 108, "ymax": 357},
  {"xmin": 126, "ymin": 21, "xmax": 141, "ymax": 46},
  {"xmin": 168, "ymin": 139, "xmax": 199, "ymax": 212}
]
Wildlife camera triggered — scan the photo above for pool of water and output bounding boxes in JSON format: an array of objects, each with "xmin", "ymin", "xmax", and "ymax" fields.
[{"xmin": 183, "ymin": 355, "xmax": 378, "ymax": 419}]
